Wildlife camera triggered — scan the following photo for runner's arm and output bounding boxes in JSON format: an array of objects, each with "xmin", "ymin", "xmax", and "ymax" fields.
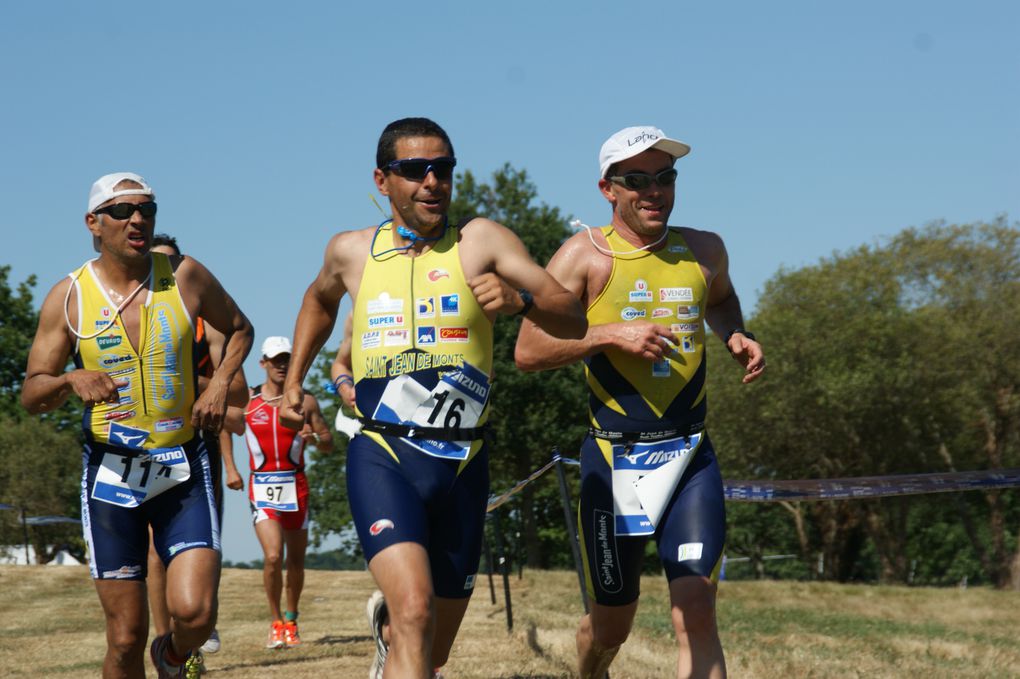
[
  {"xmin": 180, "ymin": 257, "xmax": 255, "ymax": 432},
  {"xmin": 202, "ymin": 320, "xmax": 250, "ymax": 408},
  {"xmin": 514, "ymin": 234, "xmax": 678, "ymax": 370},
  {"xmin": 301, "ymin": 394, "xmax": 334, "ymax": 452},
  {"xmin": 467, "ymin": 218, "xmax": 586, "ymax": 339},
  {"xmin": 281, "ymin": 233, "xmax": 350, "ymax": 428},
  {"xmin": 219, "ymin": 429, "xmax": 244, "ymax": 491},
  {"xmin": 696, "ymin": 231, "xmax": 765, "ymax": 384},
  {"xmin": 329, "ymin": 313, "xmax": 356, "ymax": 408},
  {"xmin": 22, "ymin": 279, "xmax": 122, "ymax": 412}
]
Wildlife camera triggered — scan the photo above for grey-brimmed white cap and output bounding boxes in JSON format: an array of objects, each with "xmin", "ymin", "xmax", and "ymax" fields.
[
  {"xmin": 599, "ymin": 126, "xmax": 691, "ymax": 178},
  {"xmin": 88, "ymin": 172, "xmax": 155, "ymax": 213}
]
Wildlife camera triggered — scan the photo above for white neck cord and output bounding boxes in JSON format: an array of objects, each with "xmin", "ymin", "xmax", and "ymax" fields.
[
  {"xmin": 63, "ymin": 265, "xmax": 151, "ymax": 340},
  {"xmin": 570, "ymin": 219, "xmax": 668, "ymax": 257},
  {"xmin": 244, "ymin": 392, "xmax": 284, "ymax": 416}
]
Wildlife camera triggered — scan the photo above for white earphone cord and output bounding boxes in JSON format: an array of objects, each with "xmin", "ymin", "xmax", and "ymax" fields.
[
  {"xmin": 570, "ymin": 219, "xmax": 668, "ymax": 256},
  {"xmin": 63, "ymin": 269, "xmax": 150, "ymax": 340}
]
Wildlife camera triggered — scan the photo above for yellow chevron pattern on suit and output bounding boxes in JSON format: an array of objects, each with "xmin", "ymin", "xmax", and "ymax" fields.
[{"xmin": 584, "ymin": 226, "xmax": 708, "ymax": 446}]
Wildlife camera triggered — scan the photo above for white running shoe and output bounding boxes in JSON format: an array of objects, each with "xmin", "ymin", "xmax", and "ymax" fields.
[
  {"xmin": 199, "ymin": 628, "xmax": 221, "ymax": 654},
  {"xmin": 366, "ymin": 590, "xmax": 388, "ymax": 679}
]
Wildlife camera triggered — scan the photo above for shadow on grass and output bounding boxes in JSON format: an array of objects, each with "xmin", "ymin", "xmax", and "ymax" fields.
[{"xmin": 315, "ymin": 634, "xmax": 372, "ymax": 645}]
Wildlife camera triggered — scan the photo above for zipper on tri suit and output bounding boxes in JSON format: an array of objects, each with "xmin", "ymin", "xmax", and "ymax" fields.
[
  {"xmin": 138, "ymin": 357, "xmax": 148, "ymax": 415},
  {"xmin": 410, "ymin": 256, "xmax": 417, "ymax": 349}
]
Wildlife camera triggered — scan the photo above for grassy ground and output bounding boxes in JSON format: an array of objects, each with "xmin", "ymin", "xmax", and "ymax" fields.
[{"xmin": 2, "ymin": 565, "xmax": 1019, "ymax": 678}]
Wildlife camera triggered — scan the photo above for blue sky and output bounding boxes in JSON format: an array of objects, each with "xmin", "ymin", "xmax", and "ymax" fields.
[{"xmin": 3, "ymin": 1, "xmax": 1017, "ymax": 562}]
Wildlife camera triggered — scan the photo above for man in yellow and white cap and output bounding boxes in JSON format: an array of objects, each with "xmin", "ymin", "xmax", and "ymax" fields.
[
  {"xmin": 516, "ymin": 126, "xmax": 766, "ymax": 679},
  {"xmin": 22, "ymin": 172, "xmax": 253, "ymax": 678}
]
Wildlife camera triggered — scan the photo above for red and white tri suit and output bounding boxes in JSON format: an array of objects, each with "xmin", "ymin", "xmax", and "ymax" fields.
[{"xmin": 245, "ymin": 387, "xmax": 310, "ymax": 530}]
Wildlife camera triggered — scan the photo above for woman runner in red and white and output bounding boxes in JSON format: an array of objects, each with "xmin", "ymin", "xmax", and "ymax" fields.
[{"xmin": 245, "ymin": 336, "xmax": 332, "ymax": 649}]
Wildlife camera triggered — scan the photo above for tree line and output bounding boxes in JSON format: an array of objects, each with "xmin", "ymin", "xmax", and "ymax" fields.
[{"xmin": 2, "ymin": 169, "xmax": 1017, "ymax": 587}]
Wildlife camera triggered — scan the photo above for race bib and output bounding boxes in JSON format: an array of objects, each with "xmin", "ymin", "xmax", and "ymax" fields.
[
  {"xmin": 91, "ymin": 446, "xmax": 191, "ymax": 508},
  {"xmin": 371, "ymin": 360, "xmax": 489, "ymax": 460},
  {"xmin": 612, "ymin": 433, "xmax": 703, "ymax": 536},
  {"xmin": 252, "ymin": 471, "xmax": 299, "ymax": 511}
]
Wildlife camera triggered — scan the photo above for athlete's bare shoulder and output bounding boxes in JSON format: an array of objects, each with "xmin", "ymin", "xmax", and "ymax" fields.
[
  {"xmin": 676, "ymin": 226, "xmax": 726, "ymax": 266},
  {"xmin": 38, "ymin": 275, "xmax": 77, "ymax": 330},
  {"xmin": 325, "ymin": 226, "xmax": 376, "ymax": 265}
]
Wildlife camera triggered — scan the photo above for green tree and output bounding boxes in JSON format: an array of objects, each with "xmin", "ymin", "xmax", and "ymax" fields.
[
  {"xmin": 708, "ymin": 219, "xmax": 1020, "ymax": 586},
  {"xmin": 0, "ymin": 417, "xmax": 84, "ymax": 562},
  {"xmin": 0, "ymin": 267, "xmax": 38, "ymax": 418}
]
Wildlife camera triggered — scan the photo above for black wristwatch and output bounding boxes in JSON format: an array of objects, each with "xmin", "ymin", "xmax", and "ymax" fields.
[
  {"xmin": 515, "ymin": 288, "xmax": 534, "ymax": 317},
  {"xmin": 724, "ymin": 328, "xmax": 756, "ymax": 344}
]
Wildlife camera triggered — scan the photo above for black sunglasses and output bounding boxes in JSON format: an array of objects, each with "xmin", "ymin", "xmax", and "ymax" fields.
[
  {"xmin": 385, "ymin": 156, "xmax": 457, "ymax": 182},
  {"xmin": 608, "ymin": 168, "xmax": 678, "ymax": 191},
  {"xmin": 93, "ymin": 201, "xmax": 158, "ymax": 220}
]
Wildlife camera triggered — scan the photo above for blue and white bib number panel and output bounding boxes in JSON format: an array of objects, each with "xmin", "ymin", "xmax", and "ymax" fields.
[
  {"xmin": 252, "ymin": 470, "xmax": 299, "ymax": 512},
  {"xmin": 91, "ymin": 446, "xmax": 191, "ymax": 508},
  {"xmin": 612, "ymin": 433, "xmax": 703, "ymax": 536},
  {"xmin": 371, "ymin": 360, "xmax": 489, "ymax": 460}
]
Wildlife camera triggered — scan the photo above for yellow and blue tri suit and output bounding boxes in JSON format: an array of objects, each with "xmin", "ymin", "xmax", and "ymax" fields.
[
  {"xmin": 347, "ymin": 221, "xmax": 492, "ymax": 597},
  {"xmin": 578, "ymin": 227, "xmax": 725, "ymax": 605},
  {"xmin": 71, "ymin": 252, "xmax": 219, "ymax": 580}
]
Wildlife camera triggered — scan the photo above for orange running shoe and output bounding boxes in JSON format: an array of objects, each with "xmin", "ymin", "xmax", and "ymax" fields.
[
  {"xmin": 266, "ymin": 620, "xmax": 285, "ymax": 649},
  {"xmin": 284, "ymin": 620, "xmax": 301, "ymax": 647}
]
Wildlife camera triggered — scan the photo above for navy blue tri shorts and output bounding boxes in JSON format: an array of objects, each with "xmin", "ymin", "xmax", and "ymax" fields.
[
  {"xmin": 346, "ymin": 433, "xmax": 488, "ymax": 599},
  {"xmin": 82, "ymin": 436, "xmax": 221, "ymax": 580},
  {"xmin": 578, "ymin": 433, "xmax": 726, "ymax": 606}
]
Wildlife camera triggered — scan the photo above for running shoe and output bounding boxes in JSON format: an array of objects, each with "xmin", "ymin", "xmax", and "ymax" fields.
[
  {"xmin": 283, "ymin": 620, "xmax": 301, "ymax": 647},
  {"xmin": 199, "ymin": 627, "xmax": 221, "ymax": 654},
  {"xmin": 366, "ymin": 590, "xmax": 388, "ymax": 679},
  {"xmin": 150, "ymin": 633, "xmax": 185, "ymax": 678},
  {"xmin": 266, "ymin": 620, "xmax": 286, "ymax": 649},
  {"xmin": 184, "ymin": 650, "xmax": 204, "ymax": 678}
]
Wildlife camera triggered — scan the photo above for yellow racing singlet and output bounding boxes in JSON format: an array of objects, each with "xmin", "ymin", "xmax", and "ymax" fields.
[
  {"xmin": 585, "ymin": 226, "xmax": 708, "ymax": 435},
  {"xmin": 72, "ymin": 253, "xmax": 197, "ymax": 449},
  {"xmin": 352, "ymin": 221, "xmax": 493, "ymax": 463}
]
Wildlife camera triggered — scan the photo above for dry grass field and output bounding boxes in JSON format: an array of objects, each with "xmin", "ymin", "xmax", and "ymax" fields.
[{"xmin": 2, "ymin": 565, "xmax": 1020, "ymax": 678}]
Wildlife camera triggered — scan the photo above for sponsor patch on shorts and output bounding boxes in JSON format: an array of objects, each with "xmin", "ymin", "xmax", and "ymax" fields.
[
  {"xmin": 677, "ymin": 542, "xmax": 704, "ymax": 562},
  {"xmin": 102, "ymin": 565, "xmax": 143, "ymax": 579},
  {"xmin": 464, "ymin": 574, "xmax": 476, "ymax": 590},
  {"xmin": 168, "ymin": 540, "xmax": 210, "ymax": 556},
  {"xmin": 369, "ymin": 519, "xmax": 394, "ymax": 536}
]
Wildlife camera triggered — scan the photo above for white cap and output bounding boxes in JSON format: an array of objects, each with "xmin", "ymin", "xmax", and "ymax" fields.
[
  {"xmin": 261, "ymin": 336, "xmax": 293, "ymax": 358},
  {"xmin": 598, "ymin": 126, "xmax": 691, "ymax": 178},
  {"xmin": 88, "ymin": 172, "xmax": 155, "ymax": 213}
]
